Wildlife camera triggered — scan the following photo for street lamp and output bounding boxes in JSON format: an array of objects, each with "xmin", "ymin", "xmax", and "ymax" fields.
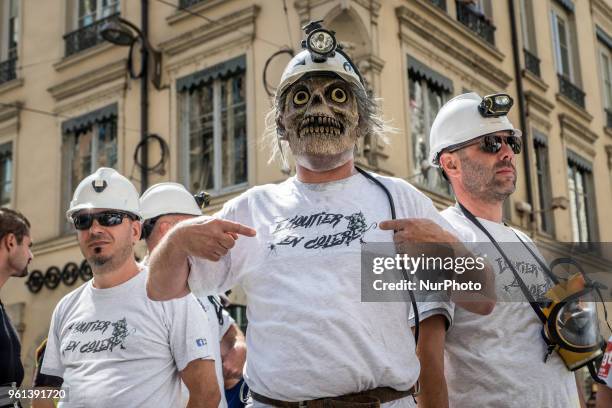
[
  {"xmin": 101, "ymin": 17, "xmax": 162, "ymax": 89},
  {"xmin": 101, "ymin": 11, "xmax": 162, "ymax": 192}
]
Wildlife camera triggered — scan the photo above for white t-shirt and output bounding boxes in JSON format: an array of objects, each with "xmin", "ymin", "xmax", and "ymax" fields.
[
  {"xmin": 195, "ymin": 295, "xmax": 235, "ymax": 408},
  {"xmin": 188, "ymin": 173, "xmax": 457, "ymax": 403},
  {"xmin": 439, "ymin": 206, "xmax": 580, "ymax": 408},
  {"xmin": 599, "ymin": 335, "xmax": 612, "ymax": 387},
  {"xmin": 42, "ymin": 268, "xmax": 215, "ymax": 408}
]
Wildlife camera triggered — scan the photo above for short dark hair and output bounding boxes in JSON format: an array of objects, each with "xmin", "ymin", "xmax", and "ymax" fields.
[{"xmin": 0, "ymin": 208, "xmax": 31, "ymax": 244}]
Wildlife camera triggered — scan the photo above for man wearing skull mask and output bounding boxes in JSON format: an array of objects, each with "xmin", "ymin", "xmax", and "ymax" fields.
[{"xmin": 147, "ymin": 22, "xmax": 493, "ymax": 407}]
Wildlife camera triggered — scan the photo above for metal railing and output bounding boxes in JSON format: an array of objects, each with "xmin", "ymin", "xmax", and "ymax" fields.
[
  {"xmin": 558, "ymin": 74, "xmax": 585, "ymax": 108},
  {"xmin": 63, "ymin": 13, "xmax": 119, "ymax": 57},
  {"xmin": 0, "ymin": 57, "xmax": 17, "ymax": 85},
  {"xmin": 456, "ymin": 0, "xmax": 495, "ymax": 45},
  {"xmin": 178, "ymin": 0, "xmax": 205, "ymax": 8},
  {"xmin": 524, "ymin": 49, "xmax": 540, "ymax": 77},
  {"xmin": 430, "ymin": 0, "xmax": 447, "ymax": 11}
]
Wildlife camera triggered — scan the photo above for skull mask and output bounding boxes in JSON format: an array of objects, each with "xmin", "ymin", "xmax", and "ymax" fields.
[{"xmin": 277, "ymin": 74, "xmax": 360, "ymax": 171}]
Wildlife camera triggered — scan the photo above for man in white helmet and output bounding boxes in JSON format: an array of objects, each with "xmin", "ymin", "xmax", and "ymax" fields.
[
  {"xmin": 147, "ymin": 22, "xmax": 492, "ymax": 407},
  {"xmin": 140, "ymin": 182, "xmax": 248, "ymax": 408},
  {"xmin": 35, "ymin": 168, "xmax": 220, "ymax": 408},
  {"xmin": 422, "ymin": 92, "xmax": 584, "ymax": 407}
]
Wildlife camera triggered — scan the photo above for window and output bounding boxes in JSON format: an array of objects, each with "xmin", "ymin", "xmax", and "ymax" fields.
[
  {"xmin": 551, "ymin": 11, "xmax": 572, "ymax": 79},
  {"xmin": 61, "ymin": 105, "xmax": 118, "ymax": 231},
  {"xmin": 567, "ymin": 152, "xmax": 596, "ymax": 243},
  {"xmin": 533, "ymin": 133, "xmax": 553, "ymax": 234},
  {"xmin": 0, "ymin": 0, "xmax": 18, "ymax": 84},
  {"xmin": 408, "ymin": 58, "xmax": 452, "ymax": 196},
  {"xmin": 456, "ymin": 0, "xmax": 495, "ymax": 45},
  {"xmin": 520, "ymin": 0, "xmax": 540, "ymax": 76},
  {"xmin": 64, "ymin": 0, "xmax": 120, "ymax": 56},
  {"xmin": 597, "ymin": 27, "xmax": 612, "ymax": 127},
  {"xmin": 77, "ymin": 0, "xmax": 119, "ymax": 28},
  {"xmin": 178, "ymin": 57, "xmax": 247, "ymax": 194},
  {"xmin": 551, "ymin": 5, "xmax": 584, "ymax": 107},
  {"xmin": 0, "ymin": 142, "xmax": 12, "ymax": 206}
]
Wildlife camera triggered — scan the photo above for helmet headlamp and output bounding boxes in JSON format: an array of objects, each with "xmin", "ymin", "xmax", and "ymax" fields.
[
  {"xmin": 478, "ymin": 93, "xmax": 514, "ymax": 117},
  {"xmin": 301, "ymin": 20, "xmax": 338, "ymax": 62}
]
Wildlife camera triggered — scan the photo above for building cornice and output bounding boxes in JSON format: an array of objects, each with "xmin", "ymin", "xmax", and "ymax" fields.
[
  {"xmin": 396, "ymin": 2, "xmax": 511, "ymax": 90},
  {"xmin": 591, "ymin": 0, "xmax": 612, "ymax": 24},
  {"xmin": 0, "ymin": 101, "xmax": 20, "ymax": 137},
  {"xmin": 556, "ymin": 93, "xmax": 594, "ymax": 123},
  {"xmin": 0, "ymin": 78, "xmax": 24, "ymax": 96},
  {"xmin": 166, "ymin": 0, "xmax": 230, "ymax": 25},
  {"xmin": 160, "ymin": 5, "xmax": 259, "ymax": 57},
  {"xmin": 47, "ymin": 59, "xmax": 127, "ymax": 102},
  {"xmin": 53, "ymin": 43, "xmax": 115, "ymax": 72},
  {"xmin": 294, "ymin": 0, "xmax": 382, "ymax": 26},
  {"xmin": 559, "ymin": 113, "xmax": 599, "ymax": 156}
]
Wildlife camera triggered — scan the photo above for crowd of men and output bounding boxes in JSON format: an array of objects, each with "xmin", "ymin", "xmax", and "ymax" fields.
[{"xmin": 1, "ymin": 22, "xmax": 611, "ymax": 408}]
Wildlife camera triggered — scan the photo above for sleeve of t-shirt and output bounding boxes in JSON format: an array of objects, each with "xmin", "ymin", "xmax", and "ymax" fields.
[
  {"xmin": 220, "ymin": 309, "xmax": 235, "ymax": 338},
  {"xmin": 40, "ymin": 304, "xmax": 65, "ymax": 378},
  {"xmin": 166, "ymin": 294, "xmax": 215, "ymax": 372}
]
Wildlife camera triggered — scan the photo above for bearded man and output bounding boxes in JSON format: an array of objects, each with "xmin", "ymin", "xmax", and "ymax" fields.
[{"xmin": 147, "ymin": 22, "xmax": 492, "ymax": 407}]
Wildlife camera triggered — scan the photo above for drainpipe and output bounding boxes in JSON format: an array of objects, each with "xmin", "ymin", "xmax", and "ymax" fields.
[
  {"xmin": 140, "ymin": 0, "xmax": 149, "ymax": 191},
  {"xmin": 508, "ymin": 0, "xmax": 535, "ymax": 229}
]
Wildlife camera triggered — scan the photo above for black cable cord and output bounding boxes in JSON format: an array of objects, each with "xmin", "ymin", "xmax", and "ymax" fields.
[
  {"xmin": 262, "ymin": 49, "xmax": 295, "ymax": 97},
  {"xmin": 354, "ymin": 166, "xmax": 420, "ymax": 346},
  {"xmin": 133, "ymin": 133, "xmax": 169, "ymax": 174}
]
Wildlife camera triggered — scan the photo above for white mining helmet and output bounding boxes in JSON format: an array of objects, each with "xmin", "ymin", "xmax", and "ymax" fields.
[
  {"xmin": 428, "ymin": 92, "xmax": 522, "ymax": 167},
  {"xmin": 276, "ymin": 50, "xmax": 366, "ymax": 98},
  {"xmin": 139, "ymin": 182, "xmax": 201, "ymax": 221},
  {"xmin": 66, "ymin": 167, "xmax": 141, "ymax": 221}
]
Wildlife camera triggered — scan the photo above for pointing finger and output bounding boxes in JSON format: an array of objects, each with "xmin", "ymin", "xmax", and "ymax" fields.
[{"xmin": 218, "ymin": 220, "xmax": 257, "ymax": 237}]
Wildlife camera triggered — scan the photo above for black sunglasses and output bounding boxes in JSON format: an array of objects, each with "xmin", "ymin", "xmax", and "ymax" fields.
[
  {"xmin": 141, "ymin": 216, "xmax": 161, "ymax": 240},
  {"xmin": 72, "ymin": 211, "xmax": 135, "ymax": 230},
  {"xmin": 447, "ymin": 133, "xmax": 522, "ymax": 156}
]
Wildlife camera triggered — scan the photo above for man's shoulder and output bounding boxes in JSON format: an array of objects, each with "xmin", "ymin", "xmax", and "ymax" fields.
[{"xmin": 370, "ymin": 174, "xmax": 429, "ymax": 200}]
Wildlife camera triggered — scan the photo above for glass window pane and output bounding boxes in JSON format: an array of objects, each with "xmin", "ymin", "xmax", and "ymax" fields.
[
  {"xmin": 188, "ymin": 85, "xmax": 215, "ymax": 191},
  {"xmin": 96, "ymin": 120, "xmax": 118, "ymax": 168},
  {"xmin": 78, "ymin": 0, "xmax": 97, "ymax": 27},
  {"xmin": 567, "ymin": 166, "xmax": 579, "ymax": 242},
  {"xmin": 575, "ymin": 171, "xmax": 589, "ymax": 242},
  {"xmin": 221, "ymin": 74, "xmax": 247, "ymax": 189},
  {"xmin": 0, "ymin": 144, "xmax": 12, "ymax": 206},
  {"xmin": 557, "ymin": 18, "xmax": 571, "ymax": 77},
  {"xmin": 602, "ymin": 53, "xmax": 612, "ymax": 109},
  {"xmin": 409, "ymin": 75, "xmax": 450, "ymax": 196}
]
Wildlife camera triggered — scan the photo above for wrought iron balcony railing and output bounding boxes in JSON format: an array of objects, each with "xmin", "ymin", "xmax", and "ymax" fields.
[
  {"xmin": 558, "ymin": 74, "xmax": 585, "ymax": 109},
  {"xmin": 524, "ymin": 49, "xmax": 540, "ymax": 77},
  {"xmin": 456, "ymin": 1, "xmax": 495, "ymax": 45},
  {"xmin": 179, "ymin": 0, "xmax": 204, "ymax": 8},
  {"xmin": 430, "ymin": 0, "xmax": 447, "ymax": 11},
  {"xmin": 63, "ymin": 13, "xmax": 119, "ymax": 57},
  {"xmin": 606, "ymin": 109, "xmax": 612, "ymax": 129},
  {"xmin": 0, "ymin": 57, "xmax": 17, "ymax": 85}
]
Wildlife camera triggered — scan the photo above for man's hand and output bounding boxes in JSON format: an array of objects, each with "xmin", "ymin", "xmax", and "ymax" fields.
[
  {"xmin": 221, "ymin": 324, "xmax": 247, "ymax": 389},
  {"xmin": 147, "ymin": 217, "xmax": 256, "ymax": 301},
  {"xmin": 181, "ymin": 359, "xmax": 221, "ymax": 408},
  {"xmin": 379, "ymin": 218, "xmax": 458, "ymax": 244},
  {"xmin": 175, "ymin": 216, "xmax": 257, "ymax": 262},
  {"xmin": 379, "ymin": 218, "xmax": 495, "ymax": 315}
]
